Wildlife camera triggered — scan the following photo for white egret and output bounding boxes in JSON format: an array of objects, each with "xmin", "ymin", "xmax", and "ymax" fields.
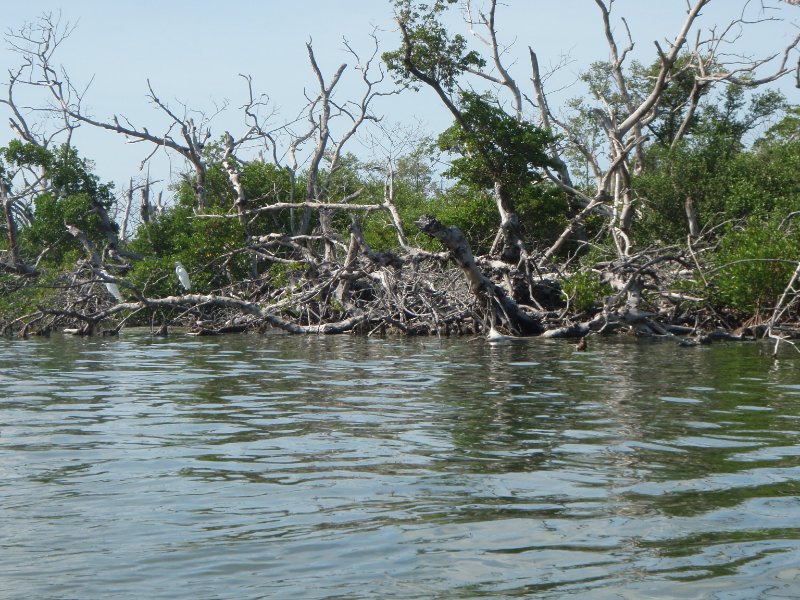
[
  {"xmin": 175, "ymin": 261, "xmax": 192, "ymax": 292},
  {"xmin": 487, "ymin": 326, "xmax": 504, "ymax": 340},
  {"xmin": 100, "ymin": 270, "xmax": 123, "ymax": 302},
  {"xmin": 487, "ymin": 326, "xmax": 516, "ymax": 341}
]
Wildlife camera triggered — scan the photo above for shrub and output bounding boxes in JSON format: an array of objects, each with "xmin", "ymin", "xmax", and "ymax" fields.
[
  {"xmin": 561, "ymin": 248, "xmax": 614, "ymax": 314},
  {"xmin": 711, "ymin": 219, "xmax": 800, "ymax": 314}
]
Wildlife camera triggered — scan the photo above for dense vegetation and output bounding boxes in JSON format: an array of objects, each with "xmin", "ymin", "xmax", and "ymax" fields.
[{"xmin": 1, "ymin": 1, "xmax": 799, "ymax": 347}]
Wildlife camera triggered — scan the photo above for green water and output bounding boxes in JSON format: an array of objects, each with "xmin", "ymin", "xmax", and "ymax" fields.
[{"xmin": 1, "ymin": 332, "xmax": 799, "ymax": 599}]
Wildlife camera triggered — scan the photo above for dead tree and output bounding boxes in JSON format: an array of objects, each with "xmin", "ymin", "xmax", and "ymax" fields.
[
  {"xmin": 296, "ymin": 36, "xmax": 387, "ymax": 257},
  {"xmin": 1, "ymin": 181, "xmax": 30, "ymax": 273},
  {"xmin": 532, "ymin": 0, "xmax": 799, "ymax": 259},
  {"xmin": 3, "ymin": 14, "xmax": 214, "ymax": 212},
  {"xmin": 385, "ymin": 0, "xmax": 800, "ymax": 336},
  {"xmin": 416, "ymin": 215, "xmax": 543, "ymax": 334},
  {"xmin": 233, "ymin": 34, "xmax": 389, "ymax": 264}
]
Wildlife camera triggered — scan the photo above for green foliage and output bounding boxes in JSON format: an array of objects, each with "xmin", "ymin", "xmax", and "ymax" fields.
[
  {"xmin": 241, "ymin": 161, "xmax": 299, "ymax": 235},
  {"xmin": 129, "ymin": 203, "xmax": 194, "ymax": 258},
  {"xmin": 0, "ymin": 270, "xmax": 62, "ymax": 320},
  {"xmin": 127, "ymin": 191, "xmax": 203, "ymax": 294},
  {"xmin": 46, "ymin": 145, "xmax": 115, "ymax": 203},
  {"xmin": 185, "ymin": 211, "xmax": 250, "ymax": 287},
  {"xmin": 395, "ymin": 142, "xmax": 436, "ymax": 196},
  {"xmin": 759, "ymin": 106, "xmax": 800, "ymax": 145},
  {"xmin": 125, "ymin": 256, "xmax": 176, "ymax": 298},
  {"xmin": 361, "ymin": 179, "xmax": 569, "ymax": 256},
  {"xmin": 696, "ymin": 86, "xmax": 786, "ymax": 144},
  {"xmin": 433, "ymin": 184, "xmax": 499, "ymax": 253},
  {"xmin": 129, "ymin": 146, "xmax": 312, "ymax": 295},
  {"xmin": 24, "ymin": 192, "xmax": 100, "ymax": 254},
  {"xmin": 562, "ymin": 270, "xmax": 610, "ymax": 314},
  {"xmin": 383, "ymin": 0, "xmax": 484, "ymax": 93},
  {"xmin": 561, "ymin": 249, "xmax": 614, "ymax": 314},
  {"xmin": 322, "ymin": 153, "xmax": 364, "ymax": 198},
  {"xmin": 516, "ymin": 186, "xmax": 570, "ymax": 249},
  {"xmin": 437, "ymin": 92, "xmax": 554, "ymax": 196},
  {"xmin": 629, "ymin": 55, "xmax": 709, "ymax": 146},
  {"xmin": 128, "ymin": 201, "xmax": 249, "ymax": 293},
  {"xmin": 429, "ymin": 92, "xmax": 562, "ymax": 252},
  {"xmin": 711, "ymin": 219, "xmax": 800, "ymax": 314},
  {"xmin": 359, "ymin": 142, "xmax": 440, "ymax": 251},
  {"xmin": 635, "ymin": 92, "xmax": 795, "ymax": 244},
  {"xmin": 10, "ymin": 144, "xmax": 117, "ymax": 265},
  {"xmin": 359, "ymin": 179, "xmax": 432, "ymax": 250},
  {"xmin": 267, "ymin": 261, "xmax": 305, "ymax": 290},
  {"xmin": 127, "ymin": 154, "xmax": 315, "ymax": 297},
  {"xmin": 2, "ymin": 139, "xmax": 52, "ymax": 171},
  {"xmin": 692, "ymin": 113, "xmax": 800, "ymax": 314},
  {"xmin": 580, "ymin": 61, "xmax": 632, "ymax": 112}
]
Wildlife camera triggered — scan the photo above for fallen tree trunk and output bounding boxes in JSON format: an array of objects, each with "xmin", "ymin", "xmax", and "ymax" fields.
[
  {"xmin": 262, "ymin": 313, "xmax": 370, "ymax": 334},
  {"xmin": 61, "ymin": 292, "xmax": 372, "ymax": 335},
  {"xmin": 415, "ymin": 214, "xmax": 543, "ymax": 334}
]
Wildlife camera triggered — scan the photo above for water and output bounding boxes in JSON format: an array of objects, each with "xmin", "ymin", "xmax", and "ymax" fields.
[{"xmin": 1, "ymin": 332, "xmax": 799, "ymax": 599}]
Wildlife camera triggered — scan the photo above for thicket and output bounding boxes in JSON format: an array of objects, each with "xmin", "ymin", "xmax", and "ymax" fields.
[
  {"xmin": 3, "ymin": 100, "xmax": 798, "ymax": 325},
  {"xmin": 1, "ymin": 2, "xmax": 799, "ymax": 344}
]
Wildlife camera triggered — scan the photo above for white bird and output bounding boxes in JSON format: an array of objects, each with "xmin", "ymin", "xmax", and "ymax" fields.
[
  {"xmin": 100, "ymin": 270, "xmax": 123, "ymax": 302},
  {"xmin": 487, "ymin": 326, "xmax": 516, "ymax": 341},
  {"xmin": 175, "ymin": 261, "xmax": 192, "ymax": 292}
]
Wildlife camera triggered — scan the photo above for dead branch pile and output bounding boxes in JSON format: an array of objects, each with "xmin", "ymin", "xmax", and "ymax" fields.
[{"xmin": 2, "ymin": 3, "xmax": 799, "ymax": 354}]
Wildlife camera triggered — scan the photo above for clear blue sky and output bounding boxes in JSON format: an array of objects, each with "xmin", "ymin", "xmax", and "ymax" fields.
[{"xmin": 2, "ymin": 1, "xmax": 798, "ymax": 199}]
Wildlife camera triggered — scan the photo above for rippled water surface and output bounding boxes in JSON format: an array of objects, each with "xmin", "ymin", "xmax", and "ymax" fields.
[{"xmin": 1, "ymin": 332, "xmax": 800, "ymax": 599}]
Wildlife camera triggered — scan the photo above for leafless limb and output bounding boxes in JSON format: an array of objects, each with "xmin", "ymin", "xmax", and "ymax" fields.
[{"xmin": 464, "ymin": 0, "xmax": 524, "ymax": 119}]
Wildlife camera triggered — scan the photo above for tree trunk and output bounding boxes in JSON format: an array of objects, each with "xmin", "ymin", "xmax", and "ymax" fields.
[
  {"xmin": 685, "ymin": 196, "xmax": 700, "ymax": 237},
  {"xmin": 140, "ymin": 182, "xmax": 150, "ymax": 225},
  {"xmin": 2, "ymin": 194, "xmax": 22, "ymax": 269},
  {"xmin": 491, "ymin": 181, "xmax": 523, "ymax": 263},
  {"xmin": 222, "ymin": 132, "xmax": 257, "ymax": 277},
  {"xmin": 416, "ymin": 214, "xmax": 542, "ymax": 334},
  {"xmin": 121, "ymin": 181, "xmax": 134, "ymax": 240}
]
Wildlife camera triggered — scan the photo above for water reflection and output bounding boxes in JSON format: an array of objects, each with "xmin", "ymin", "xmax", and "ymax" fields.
[{"xmin": 1, "ymin": 332, "xmax": 799, "ymax": 599}]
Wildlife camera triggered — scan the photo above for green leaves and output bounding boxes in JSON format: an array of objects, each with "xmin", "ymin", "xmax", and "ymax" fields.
[
  {"xmin": 712, "ymin": 219, "xmax": 800, "ymax": 314},
  {"xmin": 2, "ymin": 140, "xmax": 52, "ymax": 170},
  {"xmin": 635, "ymin": 107, "xmax": 800, "ymax": 245},
  {"xmin": 562, "ymin": 268, "xmax": 612, "ymax": 315},
  {"xmin": 383, "ymin": 0, "xmax": 484, "ymax": 93},
  {"xmin": 4, "ymin": 143, "xmax": 117, "ymax": 265},
  {"xmin": 436, "ymin": 92, "xmax": 554, "ymax": 196},
  {"xmin": 46, "ymin": 145, "xmax": 115, "ymax": 207}
]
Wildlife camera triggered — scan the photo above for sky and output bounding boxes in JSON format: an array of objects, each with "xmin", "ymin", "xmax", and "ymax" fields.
[{"xmin": 1, "ymin": 0, "xmax": 798, "ymax": 203}]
